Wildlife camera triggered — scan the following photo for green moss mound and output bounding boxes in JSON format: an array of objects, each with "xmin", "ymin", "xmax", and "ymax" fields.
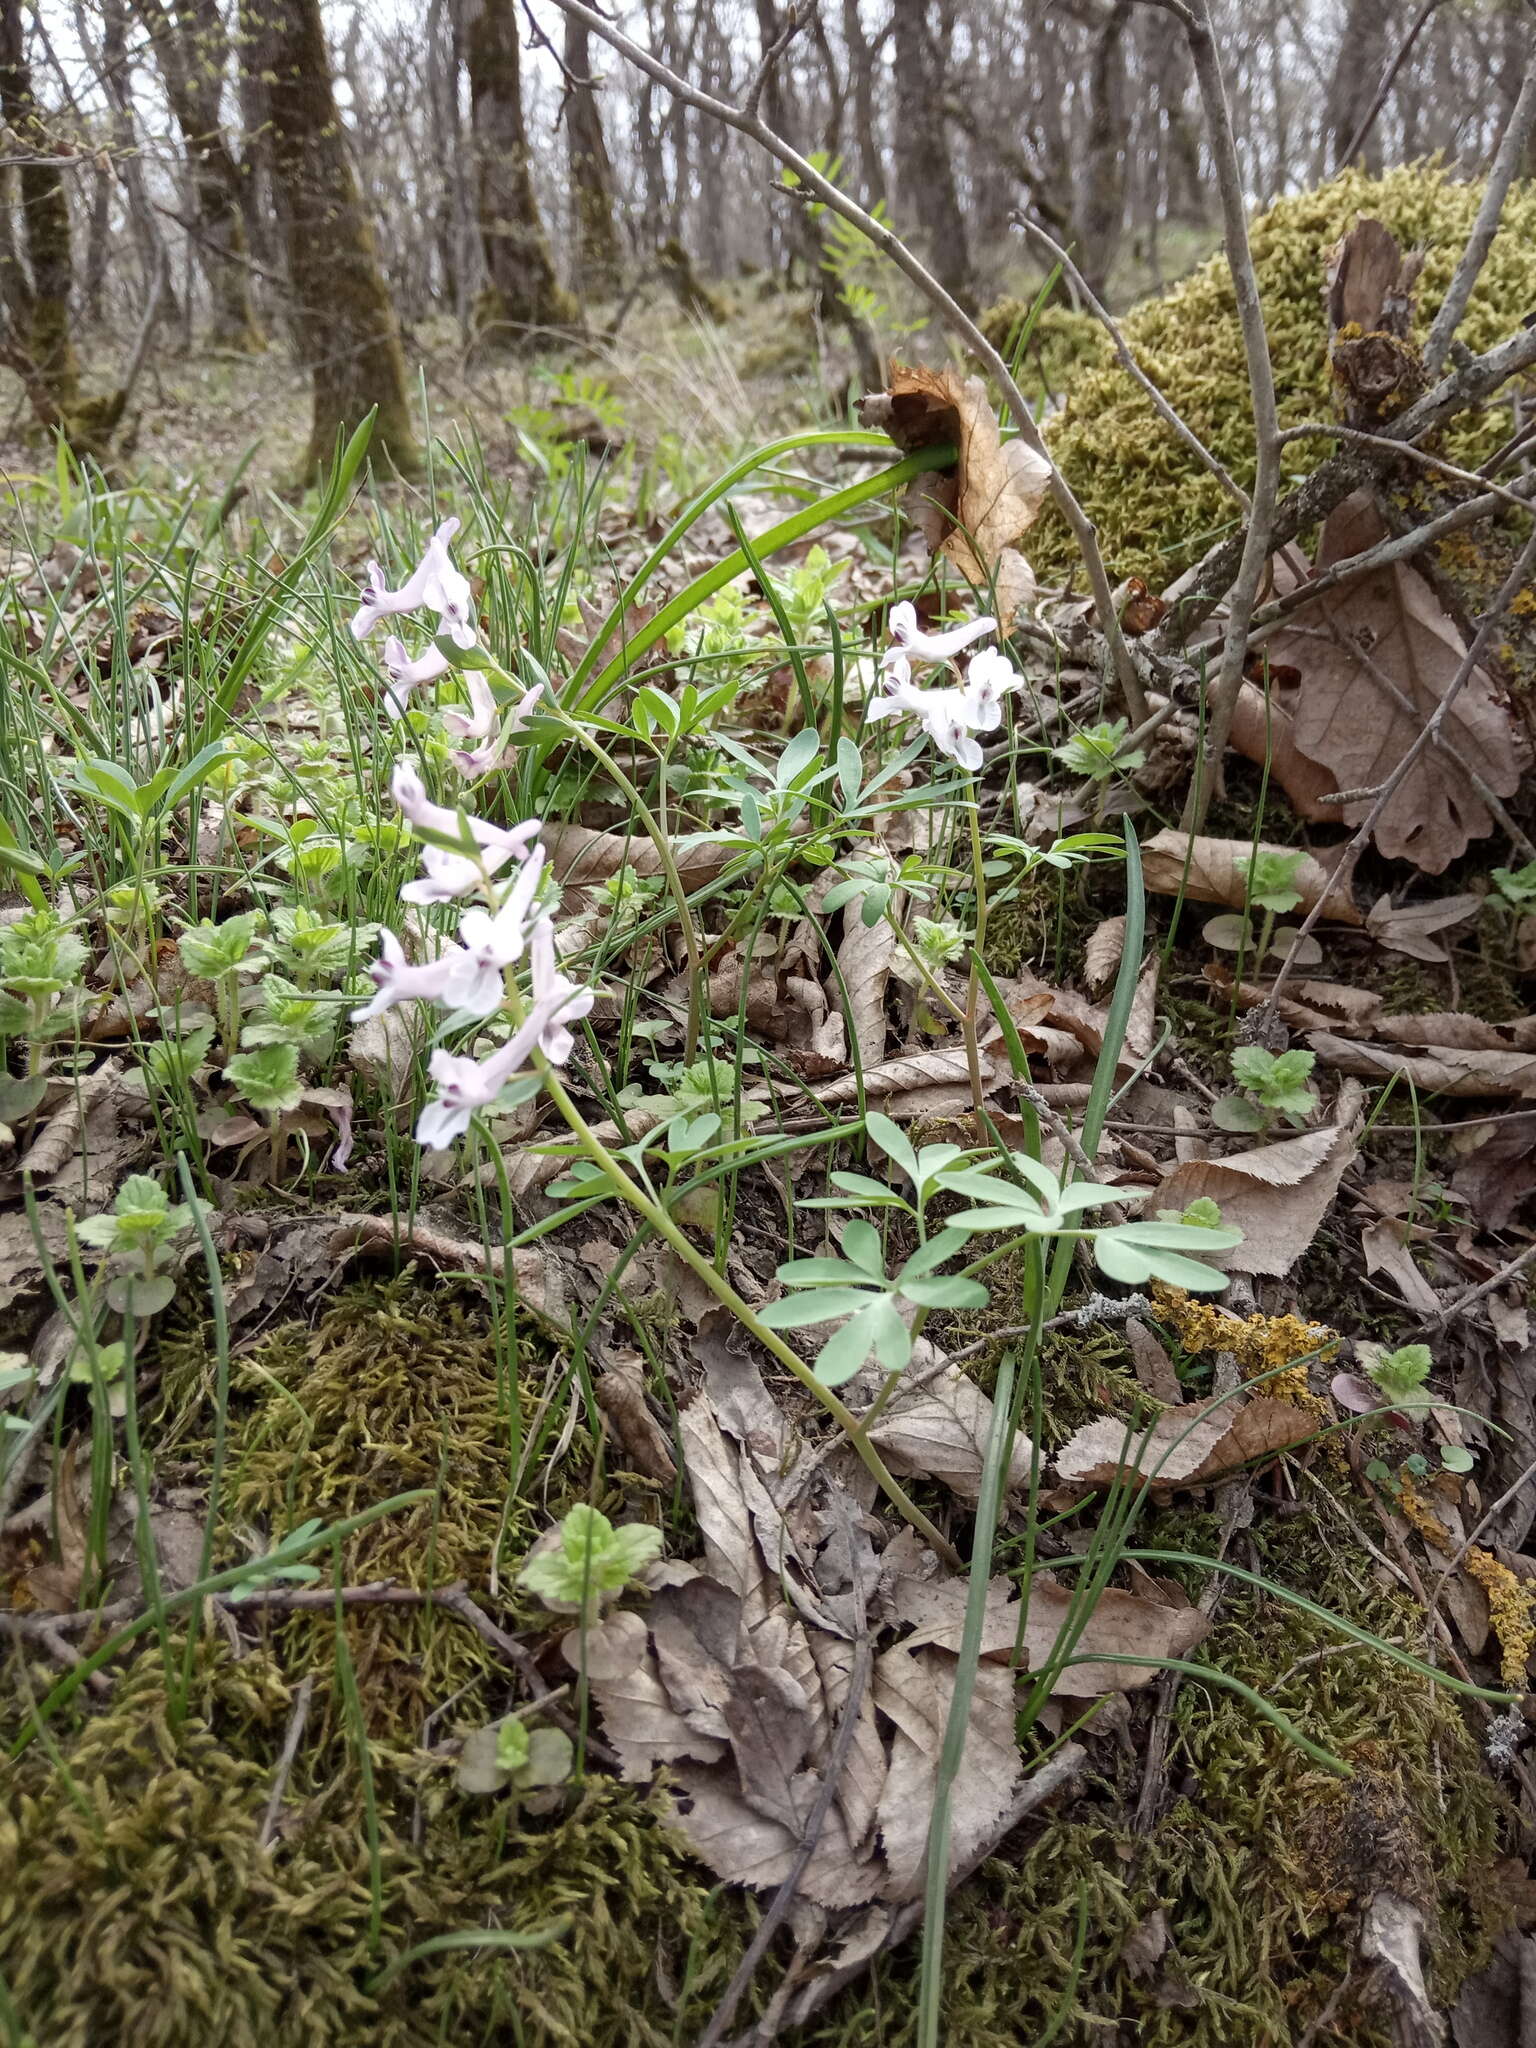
[
  {"xmin": 0, "ymin": 1648, "xmax": 748, "ymax": 2048},
  {"xmin": 1031, "ymin": 163, "xmax": 1536, "ymax": 585}
]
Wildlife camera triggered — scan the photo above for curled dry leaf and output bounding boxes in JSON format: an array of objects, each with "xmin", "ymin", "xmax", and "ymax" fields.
[
  {"xmin": 811, "ymin": 1046, "xmax": 996, "ymax": 1106},
  {"xmin": 1155, "ymin": 1117, "xmax": 1359, "ymax": 1277},
  {"xmin": 561, "ymin": 1607, "xmax": 649, "ymax": 1682},
  {"xmin": 1309, "ymin": 1032, "xmax": 1536, "ymax": 1099},
  {"xmin": 1227, "ymin": 680, "xmax": 1340, "ymax": 822},
  {"xmin": 1365, "ymin": 891, "xmax": 1482, "ymax": 964},
  {"xmin": 1360, "ymin": 1217, "xmax": 1442, "ymax": 1314},
  {"xmin": 1266, "ymin": 492, "xmax": 1524, "ymax": 873},
  {"xmin": 1083, "ymin": 916, "xmax": 1126, "ymax": 995},
  {"xmin": 1053, "ymin": 1394, "xmax": 1314, "ymax": 1493},
  {"xmin": 593, "ymin": 1351, "xmax": 677, "ymax": 1485},
  {"xmin": 541, "ymin": 821, "xmax": 735, "ymax": 889},
  {"xmin": 872, "ymin": 1648, "xmax": 1022, "ymax": 1901},
  {"xmin": 1141, "ymin": 830, "xmax": 1361, "ymax": 925},
  {"xmin": 836, "ymin": 891, "xmax": 896, "ymax": 1070},
  {"xmin": 858, "ymin": 362, "xmax": 1051, "ymax": 629}
]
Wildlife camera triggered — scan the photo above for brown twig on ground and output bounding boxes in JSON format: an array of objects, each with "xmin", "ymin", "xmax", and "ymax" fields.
[
  {"xmin": 1263, "ymin": 515, "xmax": 1536, "ymax": 1015},
  {"xmin": 542, "ymin": 0, "xmax": 1148, "ymax": 727},
  {"xmin": 259, "ymin": 1672, "xmax": 314, "ymax": 1849},
  {"xmin": 721, "ymin": 1744, "xmax": 1087, "ymax": 2045},
  {"xmin": 1426, "ymin": 1239, "xmax": 1536, "ymax": 1329},
  {"xmin": 695, "ymin": 1633, "xmax": 874, "ymax": 2048}
]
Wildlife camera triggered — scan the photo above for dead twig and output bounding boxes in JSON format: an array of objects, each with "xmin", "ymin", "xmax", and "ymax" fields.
[
  {"xmin": 1424, "ymin": 47, "xmax": 1536, "ymax": 378},
  {"xmin": 1337, "ymin": 0, "xmax": 1444, "ymax": 167},
  {"xmin": 259, "ymin": 1673, "xmax": 314, "ymax": 1849}
]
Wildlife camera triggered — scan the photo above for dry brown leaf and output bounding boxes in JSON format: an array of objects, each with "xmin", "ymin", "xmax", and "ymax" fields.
[
  {"xmin": 811, "ymin": 1046, "xmax": 995, "ymax": 1106},
  {"xmin": 1083, "ymin": 916, "xmax": 1126, "ymax": 994},
  {"xmin": 677, "ymin": 1395, "xmax": 770, "ymax": 1620},
  {"xmin": 590, "ymin": 1643, "xmax": 729, "ymax": 1779},
  {"xmin": 667, "ymin": 1763, "xmax": 880, "ymax": 1908},
  {"xmin": 1365, "ymin": 891, "xmax": 1482, "ymax": 963},
  {"xmin": 1309, "ymin": 1032, "xmax": 1536, "ymax": 1098},
  {"xmin": 541, "ymin": 822, "xmax": 734, "ymax": 888},
  {"xmin": 1054, "ymin": 1394, "xmax": 1314, "ymax": 1492},
  {"xmin": 1155, "ymin": 1118, "xmax": 1358, "ymax": 1276},
  {"xmin": 1360, "ymin": 1217, "xmax": 1442, "ymax": 1313},
  {"xmin": 725, "ymin": 1664, "xmax": 818, "ymax": 1832},
  {"xmin": 1227, "ymin": 680, "xmax": 1340, "ymax": 821},
  {"xmin": 1126, "ymin": 1319, "xmax": 1184, "ymax": 1404},
  {"xmin": 836, "ymin": 896, "xmax": 895, "ymax": 1069},
  {"xmin": 561, "ymin": 1608, "xmax": 649, "ymax": 1682},
  {"xmin": 873, "ymin": 1648, "xmax": 1023, "ymax": 1901},
  {"xmin": 594, "ymin": 1352, "xmax": 677, "ymax": 1485},
  {"xmin": 867, "ymin": 1357, "xmax": 1035, "ymax": 1507},
  {"xmin": 1266, "ymin": 493, "xmax": 1523, "ymax": 872},
  {"xmin": 1141, "ymin": 831, "xmax": 1360, "ymax": 924},
  {"xmin": 1373, "ymin": 1011, "xmax": 1513, "ymax": 1052},
  {"xmin": 1452, "ymin": 1115, "xmax": 1536, "ymax": 1230},
  {"xmin": 859, "ymin": 363, "xmax": 1050, "ymax": 628}
]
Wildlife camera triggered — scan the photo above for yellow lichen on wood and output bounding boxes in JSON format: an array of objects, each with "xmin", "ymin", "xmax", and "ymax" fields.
[
  {"xmin": 1466, "ymin": 1547, "xmax": 1536, "ymax": 1686},
  {"xmin": 1153, "ymin": 1286, "xmax": 1336, "ymax": 1405}
]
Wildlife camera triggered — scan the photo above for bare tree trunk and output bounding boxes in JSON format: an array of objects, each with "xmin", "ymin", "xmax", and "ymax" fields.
[
  {"xmin": 841, "ymin": 0, "xmax": 887, "ymax": 211},
  {"xmin": 564, "ymin": 14, "xmax": 623, "ymax": 300},
  {"xmin": 891, "ymin": 0, "xmax": 973, "ymax": 311},
  {"xmin": 133, "ymin": 0, "xmax": 263, "ymax": 351},
  {"xmin": 237, "ymin": 0, "xmax": 418, "ymax": 477},
  {"xmin": 461, "ymin": 0, "xmax": 576, "ymax": 344},
  {"xmin": 1078, "ymin": 0, "xmax": 1131, "ymax": 299},
  {"xmin": 0, "ymin": 0, "xmax": 80, "ymax": 416},
  {"xmin": 1326, "ymin": 0, "xmax": 1394, "ymax": 171}
]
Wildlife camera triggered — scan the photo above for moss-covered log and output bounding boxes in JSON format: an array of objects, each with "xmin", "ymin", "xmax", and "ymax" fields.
[{"xmin": 237, "ymin": 0, "xmax": 417, "ymax": 477}]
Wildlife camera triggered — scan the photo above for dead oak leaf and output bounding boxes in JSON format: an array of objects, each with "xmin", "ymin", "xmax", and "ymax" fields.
[
  {"xmin": 1310, "ymin": 1032, "xmax": 1536, "ymax": 1099},
  {"xmin": 1155, "ymin": 1119, "xmax": 1358, "ymax": 1276},
  {"xmin": 859, "ymin": 363, "xmax": 1050, "ymax": 629},
  {"xmin": 1141, "ymin": 831, "xmax": 1360, "ymax": 925},
  {"xmin": 1267, "ymin": 492, "xmax": 1524, "ymax": 873},
  {"xmin": 873, "ymin": 1647, "xmax": 1022, "ymax": 1901},
  {"xmin": 1053, "ymin": 1394, "xmax": 1314, "ymax": 1494}
]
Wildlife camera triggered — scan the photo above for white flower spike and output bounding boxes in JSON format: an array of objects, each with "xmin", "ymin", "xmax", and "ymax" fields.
[
  {"xmin": 959, "ymin": 645, "xmax": 1025, "ymax": 732},
  {"xmin": 442, "ymin": 847, "xmax": 547, "ymax": 1017},
  {"xmin": 350, "ymin": 518, "xmax": 476, "ymax": 648},
  {"xmin": 350, "ymin": 930, "xmax": 462, "ymax": 1021},
  {"xmin": 881, "ymin": 600, "xmax": 997, "ymax": 689},
  {"xmin": 389, "ymin": 761, "xmax": 542, "ymax": 860}
]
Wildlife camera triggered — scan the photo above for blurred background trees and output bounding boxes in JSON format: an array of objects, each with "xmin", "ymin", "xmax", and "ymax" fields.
[{"xmin": 0, "ymin": 0, "xmax": 1530, "ymax": 470}]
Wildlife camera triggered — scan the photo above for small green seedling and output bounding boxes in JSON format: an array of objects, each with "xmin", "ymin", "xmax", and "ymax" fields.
[
  {"xmin": 75, "ymin": 1172, "xmax": 212, "ymax": 1317},
  {"xmin": 1213, "ymin": 1046, "xmax": 1318, "ymax": 1133},
  {"xmin": 0, "ymin": 910, "xmax": 90, "ymax": 1068},
  {"xmin": 178, "ymin": 912, "xmax": 267, "ymax": 1061},
  {"xmin": 1491, "ymin": 861, "xmax": 1536, "ymax": 911},
  {"xmin": 68, "ymin": 1338, "xmax": 129, "ymax": 1417},
  {"xmin": 457, "ymin": 1713, "xmax": 575, "ymax": 1800},
  {"xmin": 517, "ymin": 1504, "xmax": 662, "ymax": 1623},
  {"xmin": 1203, "ymin": 849, "xmax": 1321, "ymax": 970},
  {"xmin": 1052, "ymin": 719, "xmax": 1144, "ymax": 782}
]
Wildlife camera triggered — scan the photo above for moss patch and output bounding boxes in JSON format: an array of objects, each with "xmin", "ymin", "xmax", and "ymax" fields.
[{"xmin": 1032, "ymin": 163, "xmax": 1536, "ymax": 585}]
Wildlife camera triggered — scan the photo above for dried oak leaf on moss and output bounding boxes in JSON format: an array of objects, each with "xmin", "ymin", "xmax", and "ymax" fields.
[
  {"xmin": 859, "ymin": 363, "xmax": 1051, "ymax": 628},
  {"xmin": 1141, "ymin": 830, "xmax": 1361, "ymax": 924},
  {"xmin": 1265, "ymin": 492, "xmax": 1524, "ymax": 873},
  {"xmin": 1054, "ymin": 1394, "xmax": 1315, "ymax": 1493}
]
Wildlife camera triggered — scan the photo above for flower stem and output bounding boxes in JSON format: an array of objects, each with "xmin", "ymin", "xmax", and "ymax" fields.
[
  {"xmin": 536, "ymin": 1063, "xmax": 961, "ymax": 1567},
  {"xmin": 963, "ymin": 798, "xmax": 991, "ymax": 1125}
]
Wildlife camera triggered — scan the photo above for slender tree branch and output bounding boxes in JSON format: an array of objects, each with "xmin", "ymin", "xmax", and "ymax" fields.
[
  {"xmin": 540, "ymin": 0, "xmax": 1148, "ymax": 725},
  {"xmin": 1338, "ymin": 0, "xmax": 1444, "ymax": 167},
  {"xmin": 1424, "ymin": 43, "xmax": 1536, "ymax": 379}
]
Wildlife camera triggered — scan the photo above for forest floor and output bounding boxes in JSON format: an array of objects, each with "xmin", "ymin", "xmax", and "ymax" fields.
[{"xmin": 4, "ymin": 188, "xmax": 1536, "ymax": 2048}]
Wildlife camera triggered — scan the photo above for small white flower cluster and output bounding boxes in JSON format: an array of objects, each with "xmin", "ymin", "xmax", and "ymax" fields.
[
  {"xmin": 355, "ymin": 762, "xmax": 592, "ymax": 1148},
  {"xmin": 868, "ymin": 601, "xmax": 1025, "ymax": 770},
  {"xmin": 348, "ymin": 517, "xmax": 539, "ymax": 772}
]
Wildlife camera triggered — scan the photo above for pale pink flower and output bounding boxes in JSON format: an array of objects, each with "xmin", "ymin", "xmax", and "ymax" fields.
[
  {"xmin": 400, "ymin": 843, "xmax": 512, "ymax": 907},
  {"xmin": 350, "ymin": 518, "xmax": 477, "ymax": 648},
  {"xmin": 958, "ymin": 645, "xmax": 1025, "ymax": 733},
  {"xmin": 881, "ymin": 600, "xmax": 996, "ymax": 689},
  {"xmin": 350, "ymin": 929, "xmax": 462, "ymax": 1021},
  {"xmin": 380, "ymin": 635, "xmax": 451, "ymax": 720},
  {"xmin": 413, "ymin": 917, "xmax": 591, "ymax": 1146},
  {"xmin": 442, "ymin": 848, "xmax": 546, "ymax": 1016},
  {"xmin": 390, "ymin": 761, "xmax": 541, "ymax": 859},
  {"xmin": 866, "ymin": 679, "xmax": 986, "ymax": 770},
  {"xmin": 448, "ymin": 685, "xmax": 545, "ymax": 779},
  {"xmin": 441, "ymin": 672, "xmax": 498, "ymax": 743}
]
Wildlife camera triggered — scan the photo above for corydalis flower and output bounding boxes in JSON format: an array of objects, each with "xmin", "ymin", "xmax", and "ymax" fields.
[
  {"xmin": 449, "ymin": 683, "xmax": 545, "ymax": 780},
  {"xmin": 351, "ymin": 518, "xmax": 476, "ymax": 648},
  {"xmin": 958, "ymin": 646, "xmax": 1025, "ymax": 731},
  {"xmin": 415, "ymin": 917, "xmax": 592, "ymax": 1147},
  {"xmin": 390, "ymin": 761, "xmax": 541, "ymax": 859},
  {"xmin": 380, "ymin": 635, "xmax": 451, "ymax": 719},
  {"xmin": 867, "ymin": 679, "xmax": 988, "ymax": 770},
  {"xmin": 350, "ymin": 930, "xmax": 460, "ymax": 1022},
  {"xmin": 881, "ymin": 600, "xmax": 997, "ymax": 690},
  {"xmin": 442, "ymin": 847, "xmax": 546, "ymax": 1016}
]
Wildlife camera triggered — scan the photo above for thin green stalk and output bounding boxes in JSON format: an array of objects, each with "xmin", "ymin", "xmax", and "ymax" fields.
[{"xmin": 534, "ymin": 1064, "xmax": 961, "ymax": 1566}]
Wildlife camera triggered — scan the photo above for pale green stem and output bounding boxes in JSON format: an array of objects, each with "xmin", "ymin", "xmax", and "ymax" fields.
[
  {"xmin": 962, "ymin": 799, "xmax": 991, "ymax": 1125},
  {"xmin": 478, "ymin": 661, "xmax": 706, "ymax": 1060},
  {"xmin": 535, "ymin": 1060, "xmax": 961, "ymax": 1567}
]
